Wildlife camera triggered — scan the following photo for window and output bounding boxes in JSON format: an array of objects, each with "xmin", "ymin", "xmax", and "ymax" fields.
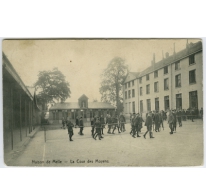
[
  {"xmin": 154, "ymin": 81, "xmax": 159, "ymax": 92},
  {"xmin": 164, "ymin": 66, "xmax": 168, "ymax": 74},
  {"xmin": 139, "ymin": 77, "xmax": 142, "ymax": 84},
  {"xmin": 125, "ymin": 83, "xmax": 127, "ymax": 89},
  {"xmin": 147, "ymin": 99, "xmax": 151, "ymax": 112},
  {"xmin": 164, "ymin": 78, "xmax": 169, "ymax": 90},
  {"xmin": 189, "ymin": 70, "xmax": 196, "ymax": 84},
  {"xmin": 164, "ymin": 96, "xmax": 170, "ymax": 111},
  {"xmin": 155, "ymin": 98, "xmax": 159, "ymax": 111},
  {"xmin": 132, "ymin": 89, "xmax": 135, "ymax": 97},
  {"xmin": 125, "ymin": 103, "xmax": 127, "ymax": 113},
  {"xmin": 189, "ymin": 54, "xmax": 195, "ymax": 65},
  {"xmin": 175, "ymin": 74, "xmax": 181, "ymax": 87},
  {"xmin": 132, "ymin": 102, "xmax": 135, "ymax": 113},
  {"xmin": 128, "ymin": 90, "xmax": 131, "ymax": 98},
  {"xmin": 146, "ymin": 74, "xmax": 149, "ymax": 81},
  {"xmin": 176, "ymin": 94, "xmax": 182, "ymax": 110},
  {"xmin": 146, "ymin": 84, "xmax": 150, "ymax": 94},
  {"xmin": 140, "ymin": 100, "xmax": 143, "ymax": 113},
  {"xmin": 154, "ymin": 70, "xmax": 158, "ymax": 78},
  {"xmin": 140, "ymin": 87, "xmax": 143, "ymax": 96},
  {"xmin": 132, "ymin": 80, "xmax": 134, "ymax": 86},
  {"xmin": 189, "ymin": 91, "xmax": 198, "ymax": 109},
  {"xmin": 175, "ymin": 61, "xmax": 180, "ymax": 70},
  {"xmin": 128, "ymin": 82, "xmax": 131, "ymax": 88},
  {"xmin": 125, "ymin": 91, "xmax": 127, "ymax": 99}
]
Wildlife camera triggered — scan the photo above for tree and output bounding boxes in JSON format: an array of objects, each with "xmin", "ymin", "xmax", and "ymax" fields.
[
  {"xmin": 34, "ymin": 68, "xmax": 71, "ymax": 110},
  {"xmin": 99, "ymin": 57, "xmax": 128, "ymax": 115}
]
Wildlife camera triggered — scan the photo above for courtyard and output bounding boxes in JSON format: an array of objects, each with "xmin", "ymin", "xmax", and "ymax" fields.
[{"xmin": 5, "ymin": 119, "xmax": 203, "ymax": 167}]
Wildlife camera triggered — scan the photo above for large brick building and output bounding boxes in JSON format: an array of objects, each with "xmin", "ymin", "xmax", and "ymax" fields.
[{"xmin": 123, "ymin": 40, "xmax": 203, "ymax": 117}]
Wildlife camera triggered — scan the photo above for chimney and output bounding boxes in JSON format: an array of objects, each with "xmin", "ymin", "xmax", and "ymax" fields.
[
  {"xmin": 186, "ymin": 39, "xmax": 189, "ymax": 49},
  {"xmin": 165, "ymin": 52, "xmax": 169, "ymax": 58},
  {"xmin": 153, "ymin": 53, "xmax": 155, "ymax": 62},
  {"xmin": 173, "ymin": 43, "xmax": 176, "ymax": 54},
  {"xmin": 151, "ymin": 53, "xmax": 155, "ymax": 70},
  {"xmin": 162, "ymin": 50, "xmax": 164, "ymax": 60}
]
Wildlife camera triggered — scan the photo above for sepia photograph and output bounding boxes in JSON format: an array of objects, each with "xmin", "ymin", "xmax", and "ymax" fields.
[{"xmin": 2, "ymin": 39, "xmax": 203, "ymax": 167}]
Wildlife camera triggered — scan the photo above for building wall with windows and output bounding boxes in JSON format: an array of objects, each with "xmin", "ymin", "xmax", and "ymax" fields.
[
  {"xmin": 123, "ymin": 72, "xmax": 139, "ymax": 114},
  {"xmin": 123, "ymin": 41, "xmax": 203, "ymax": 117}
]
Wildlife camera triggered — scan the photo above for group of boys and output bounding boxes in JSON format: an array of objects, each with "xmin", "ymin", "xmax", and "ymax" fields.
[
  {"xmin": 64, "ymin": 107, "xmax": 203, "ymax": 141},
  {"xmin": 91, "ymin": 113, "xmax": 126, "ymax": 140},
  {"xmin": 130, "ymin": 113, "xmax": 144, "ymax": 138}
]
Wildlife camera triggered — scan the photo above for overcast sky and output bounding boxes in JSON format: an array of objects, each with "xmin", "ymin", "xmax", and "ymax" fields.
[{"xmin": 3, "ymin": 39, "xmax": 200, "ymax": 102}]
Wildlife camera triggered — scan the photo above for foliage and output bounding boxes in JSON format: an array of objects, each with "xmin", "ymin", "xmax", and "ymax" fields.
[
  {"xmin": 99, "ymin": 57, "xmax": 128, "ymax": 114},
  {"xmin": 34, "ymin": 68, "xmax": 71, "ymax": 110}
]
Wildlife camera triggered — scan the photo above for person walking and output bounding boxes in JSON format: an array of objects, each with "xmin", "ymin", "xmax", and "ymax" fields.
[
  {"xmin": 172, "ymin": 110, "xmax": 177, "ymax": 132},
  {"xmin": 168, "ymin": 110, "xmax": 174, "ymax": 134},
  {"xmin": 93, "ymin": 118, "xmax": 102, "ymax": 140},
  {"xmin": 143, "ymin": 112, "xmax": 154, "ymax": 139},
  {"xmin": 62, "ymin": 117, "xmax": 66, "ymax": 129},
  {"xmin": 159, "ymin": 111, "xmax": 164, "ymax": 130},
  {"xmin": 67, "ymin": 120, "xmax": 74, "ymax": 141},
  {"xmin": 154, "ymin": 111, "xmax": 160, "ymax": 132},
  {"xmin": 106, "ymin": 114, "xmax": 112, "ymax": 134},
  {"xmin": 112, "ymin": 115, "xmax": 121, "ymax": 134},
  {"xmin": 131, "ymin": 114, "xmax": 137, "ymax": 138},
  {"xmin": 119, "ymin": 113, "xmax": 126, "ymax": 132},
  {"xmin": 135, "ymin": 113, "xmax": 141, "ymax": 137},
  {"xmin": 78, "ymin": 117, "xmax": 84, "ymax": 135},
  {"xmin": 100, "ymin": 114, "xmax": 105, "ymax": 137},
  {"xmin": 177, "ymin": 109, "xmax": 182, "ymax": 127},
  {"xmin": 200, "ymin": 108, "xmax": 203, "ymax": 120},
  {"xmin": 91, "ymin": 116, "xmax": 96, "ymax": 137},
  {"xmin": 75, "ymin": 116, "xmax": 79, "ymax": 128}
]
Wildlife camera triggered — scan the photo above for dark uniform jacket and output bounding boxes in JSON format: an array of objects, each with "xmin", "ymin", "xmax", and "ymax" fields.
[
  {"xmin": 145, "ymin": 116, "xmax": 152, "ymax": 127},
  {"xmin": 106, "ymin": 117, "xmax": 112, "ymax": 125},
  {"xmin": 119, "ymin": 115, "xmax": 126, "ymax": 123},
  {"xmin": 154, "ymin": 113, "xmax": 160, "ymax": 124},
  {"xmin": 79, "ymin": 119, "xmax": 84, "ymax": 127},
  {"xmin": 94, "ymin": 121, "xmax": 101, "ymax": 133},
  {"xmin": 176, "ymin": 111, "xmax": 182, "ymax": 118},
  {"xmin": 135, "ymin": 116, "xmax": 141, "ymax": 126},
  {"xmin": 172, "ymin": 112, "xmax": 177, "ymax": 122},
  {"xmin": 100, "ymin": 117, "xmax": 105, "ymax": 125},
  {"xmin": 131, "ymin": 116, "xmax": 136, "ymax": 126},
  {"xmin": 67, "ymin": 121, "xmax": 74, "ymax": 131}
]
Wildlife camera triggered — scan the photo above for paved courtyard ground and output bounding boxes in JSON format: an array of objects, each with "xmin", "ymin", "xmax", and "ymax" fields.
[{"xmin": 5, "ymin": 119, "xmax": 203, "ymax": 167}]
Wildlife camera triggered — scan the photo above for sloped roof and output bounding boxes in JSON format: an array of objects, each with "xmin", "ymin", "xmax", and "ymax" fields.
[
  {"xmin": 130, "ymin": 72, "xmax": 140, "ymax": 78},
  {"xmin": 27, "ymin": 87, "xmax": 35, "ymax": 96},
  {"xmin": 123, "ymin": 71, "xmax": 140, "ymax": 83},
  {"xmin": 2, "ymin": 52, "xmax": 33, "ymax": 100},
  {"xmin": 88, "ymin": 102, "xmax": 115, "ymax": 109},
  {"xmin": 138, "ymin": 41, "xmax": 202, "ymax": 78},
  {"xmin": 78, "ymin": 94, "xmax": 88, "ymax": 99},
  {"xmin": 49, "ymin": 101, "xmax": 115, "ymax": 110}
]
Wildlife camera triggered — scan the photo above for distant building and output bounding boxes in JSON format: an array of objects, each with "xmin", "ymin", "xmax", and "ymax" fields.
[
  {"xmin": 49, "ymin": 94, "xmax": 116, "ymax": 124},
  {"xmin": 123, "ymin": 41, "xmax": 203, "ymax": 117}
]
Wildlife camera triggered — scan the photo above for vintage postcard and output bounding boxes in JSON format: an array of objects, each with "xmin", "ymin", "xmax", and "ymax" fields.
[{"xmin": 2, "ymin": 39, "xmax": 203, "ymax": 166}]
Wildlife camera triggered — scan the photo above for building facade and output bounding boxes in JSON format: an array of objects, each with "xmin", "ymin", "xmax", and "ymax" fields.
[
  {"xmin": 123, "ymin": 41, "xmax": 203, "ymax": 117},
  {"xmin": 49, "ymin": 94, "xmax": 116, "ymax": 124},
  {"xmin": 3, "ymin": 52, "xmax": 41, "ymax": 153}
]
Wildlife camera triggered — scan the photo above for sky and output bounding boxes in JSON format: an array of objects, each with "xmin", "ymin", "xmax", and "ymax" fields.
[{"xmin": 2, "ymin": 39, "xmax": 200, "ymax": 102}]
